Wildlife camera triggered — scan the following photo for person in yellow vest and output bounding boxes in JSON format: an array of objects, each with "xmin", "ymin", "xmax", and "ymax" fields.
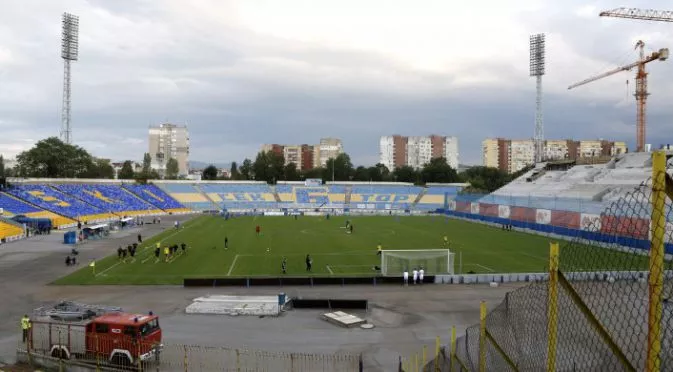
[
  {"xmin": 164, "ymin": 246, "xmax": 170, "ymax": 262},
  {"xmin": 377, "ymin": 243, "xmax": 382, "ymax": 256},
  {"xmin": 156, "ymin": 241, "xmax": 161, "ymax": 250},
  {"xmin": 21, "ymin": 314, "xmax": 31, "ymax": 343},
  {"xmin": 443, "ymin": 235, "xmax": 449, "ymax": 248}
]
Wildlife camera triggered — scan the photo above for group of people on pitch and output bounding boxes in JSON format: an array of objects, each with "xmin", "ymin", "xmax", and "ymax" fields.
[{"xmin": 402, "ymin": 267, "xmax": 425, "ymax": 285}]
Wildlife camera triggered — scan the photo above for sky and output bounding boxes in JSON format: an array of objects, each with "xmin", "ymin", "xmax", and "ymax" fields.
[{"xmin": 0, "ymin": 0, "xmax": 672, "ymax": 167}]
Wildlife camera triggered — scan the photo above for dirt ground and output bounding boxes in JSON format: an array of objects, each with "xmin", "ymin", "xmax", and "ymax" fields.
[{"xmin": 0, "ymin": 215, "xmax": 522, "ymax": 371}]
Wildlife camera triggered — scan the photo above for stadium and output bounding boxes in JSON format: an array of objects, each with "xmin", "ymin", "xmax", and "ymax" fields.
[
  {"xmin": 0, "ymin": 150, "xmax": 671, "ymax": 371},
  {"xmin": 1, "ymin": 3, "xmax": 673, "ymax": 372}
]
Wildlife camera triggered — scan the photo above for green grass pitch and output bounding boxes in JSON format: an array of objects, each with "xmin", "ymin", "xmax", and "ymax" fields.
[{"xmin": 54, "ymin": 215, "xmax": 646, "ymax": 285}]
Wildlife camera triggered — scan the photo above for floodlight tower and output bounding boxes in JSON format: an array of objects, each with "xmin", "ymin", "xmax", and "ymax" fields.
[
  {"xmin": 61, "ymin": 12, "xmax": 79, "ymax": 144},
  {"xmin": 530, "ymin": 34, "xmax": 546, "ymax": 163}
]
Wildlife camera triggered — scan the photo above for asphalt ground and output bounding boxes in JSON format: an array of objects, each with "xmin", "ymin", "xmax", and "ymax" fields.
[{"xmin": 0, "ymin": 214, "xmax": 523, "ymax": 371}]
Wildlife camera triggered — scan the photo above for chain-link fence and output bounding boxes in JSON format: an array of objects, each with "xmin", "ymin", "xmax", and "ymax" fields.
[
  {"xmin": 402, "ymin": 151, "xmax": 673, "ymax": 371},
  {"xmin": 18, "ymin": 325, "xmax": 362, "ymax": 371}
]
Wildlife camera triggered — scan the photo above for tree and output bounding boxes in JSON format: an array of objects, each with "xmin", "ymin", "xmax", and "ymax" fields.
[
  {"xmin": 140, "ymin": 153, "xmax": 152, "ymax": 177},
  {"xmin": 0, "ymin": 155, "xmax": 4, "ymax": 178},
  {"xmin": 230, "ymin": 162, "xmax": 239, "ymax": 180},
  {"xmin": 302, "ymin": 167, "xmax": 324, "ymax": 180},
  {"xmin": 85, "ymin": 158, "xmax": 114, "ymax": 179},
  {"xmin": 393, "ymin": 165, "xmax": 419, "ymax": 183},
  {"xmin": 460, "ymin": 166, "xmax": 510, "ymax": 193},
  {"xmin": 202, "ymin": 165, "xmax": 218, "ymax": 180},
  {"xmin": 239, "ymin": 159, "xmax": 253, "ymax": 180},
  {"xmin": 118, "ymin": 161, "xmax": 135, "ymax": 179},
  {"xmin": 367, "ymin": 163, "xmax": 390, "ymax": 182},
  {"xmin": 165, "ymin": 158, "xmax": 179, "ymax": 179},
  {"xmin": 352, "ymin": 166, "xmax": 369, "ymax": 181},
  {"xmin": 283, "ymin": 162, "xmax": 300, "ymax": 181},
  {"xmin": 15, "ymin": 137, "xmax": 95, "ymax": 178},
  {"xmin": 323, "ymin": 153, "xmax": 354, "ymax": 181},
  {"xmin": 252, "ymin": 151, "xmax": 285, "ymax": 183},
  {"xmin": 420, "ymin": 157, "xmax": 460, "ymax": 184}
]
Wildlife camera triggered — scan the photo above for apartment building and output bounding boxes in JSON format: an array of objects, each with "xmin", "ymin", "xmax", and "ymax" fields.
[
  {"xmin": 379, "ymin": 135, "xmax": 459, "ymax": 171},
  {"xmin": 261, "ymin": 138, "xmax": 343, "ymax": 171},
  {"xmin": 483, "ymin": 138, "xmax": 629, "ymax": 174},
  {"xmin": 148, "ymin": 123, "xmax": 190, "ymax": 176}
]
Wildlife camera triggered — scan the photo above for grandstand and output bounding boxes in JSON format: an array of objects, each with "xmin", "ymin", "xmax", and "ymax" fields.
[
  {"xmin": 0, "ymin": 218, "xmax": 24, "ymax": 241},
  {"xmin": 349, "ymin": 183, "xmax": 421, "ymax": 210},
  {"xmin": 122, "ymin": 184, "xmax": 190, "ymax": 213},
  {"xmin": 199, "ymin": 182, "xmax": 278, "ymax": 210},
  {"xmin": 154, "ymin": 182, "xmax": 218, "ymax": 211},
  {"xmin": 54, "ymin": 184, "xmax": 164, "ymax": 216},
  {"xmin": 0, "ymin": 192, "xmax": 75, "ymax": 228},
  {"xmin": 5, "ymin": 184, "xmax": 115, "ymax": 223},
  {"xmin": 446, "ymin": 152, "xmax": 673, "ymax": 250}
]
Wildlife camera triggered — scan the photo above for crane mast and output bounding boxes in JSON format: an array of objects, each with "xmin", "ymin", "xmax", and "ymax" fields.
[{"xmin": 568, "ymin": 41, "xmax": 668, "ymax": 152}]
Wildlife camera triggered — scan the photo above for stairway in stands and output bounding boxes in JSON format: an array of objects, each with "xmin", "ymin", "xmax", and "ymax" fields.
[
  {"xmin": 344, "ymin": 185, "xmax": 352, "ymax": 205},
  {"xmin": 271, "ymin": 185, "xmax": 282, "ymax": 203},
  {"xmin": 411, "ymin": 188, "xmax": 427, "ymax": 208},
  {"xmin": 193, "ymin": 184, "xmax": 220, "ymax": 210}
]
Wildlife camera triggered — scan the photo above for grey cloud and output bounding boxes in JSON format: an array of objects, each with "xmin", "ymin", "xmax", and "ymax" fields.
[{"xmin": 0, "ymin": 0, "xmax": 671, "ymax": 167}]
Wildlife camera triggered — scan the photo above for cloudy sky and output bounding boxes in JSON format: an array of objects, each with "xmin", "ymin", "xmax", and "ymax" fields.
[{"xmin": 1, "ymin": 0, "xmax": 672, "ymax": 166}]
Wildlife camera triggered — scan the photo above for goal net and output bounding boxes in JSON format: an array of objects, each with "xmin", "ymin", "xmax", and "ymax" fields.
[{"xmin": 380, "ymin": 249, "xmax": 454, "ymax": 276}]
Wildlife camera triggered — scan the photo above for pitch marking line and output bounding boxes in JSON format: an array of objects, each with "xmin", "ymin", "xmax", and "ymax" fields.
[
  {"xmin": 326, "ymin": 265, "xmax": 334, "ymax": 275},
  {"xmin": 227, "ymin": 254, "xmax": 241, "ymax": 276},
  {"xmin": 475, "ymin": 263, "xmax": 496, "ymax": 272}
]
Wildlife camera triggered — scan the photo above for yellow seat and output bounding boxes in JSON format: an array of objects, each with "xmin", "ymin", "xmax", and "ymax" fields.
[
  {"xmin": 0, "ymin": 221, "xmax": 23, "ymax": 240},
  {"xmin": 25, "ymin": 211, "xmax": 76, "ymax": 228}
]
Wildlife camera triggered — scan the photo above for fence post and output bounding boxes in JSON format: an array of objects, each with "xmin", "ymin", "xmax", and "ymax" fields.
[
  {"xmin": 479, "ymin": 301, "xmax": 486, "ymax": 372},
  {"xmin": 450, "ymin": 326, "xmax": 456, "ymax": 372},
  {"xmin": 423, "ymin": 344, "xmax": 427, "ymax": 369},
  {"xmin": 647, "ymin": 150, "xmax": 667, "ymax": 372},
  {"xmin": 415, "ymin": 353, "xmax": 419, "ymax": 372},
  {"xmin": 183, "ymin": 345, "xmax": 188, "ymax": 372},
  {"xmin": 547, "ymin": 242, "xmax": 559, "ymax": 372},
  {"xmin": 236, "ymin": 349, "xmax": 241, "ymax": 372},
  {"xmin": 435, "ymin": 336, "xmax": 440, "ymax": 372}
]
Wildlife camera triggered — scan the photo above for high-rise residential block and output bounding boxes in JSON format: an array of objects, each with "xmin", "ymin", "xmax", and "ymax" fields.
[
  {"xmin": 260, "ymin": 138, "xmax": 343, "ymax": 171},
  {"xmin": 482, "ymin": 138, "xmax": 629, "ymax": 174},
  {"xmin": 148, "ymin": 123, "xmax": 189, "ymax": 176},
  {"xmin": 379, "ymin": 135, "xmax": 459, "ymax": 171}
]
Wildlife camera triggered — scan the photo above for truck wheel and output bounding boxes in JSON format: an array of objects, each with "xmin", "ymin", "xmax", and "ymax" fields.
[
  {"xmin": 111, "ymin": 354, "xmax": 131, "ymax": 367},
  {"xmin": 51, "ymin": 348, "xmax": 68, "ymax": 359}
]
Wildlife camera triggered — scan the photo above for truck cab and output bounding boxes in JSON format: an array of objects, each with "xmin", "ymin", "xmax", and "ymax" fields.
[{"xmin": 85, "ymin": 312, "xmax": 162, "ymax": 366}]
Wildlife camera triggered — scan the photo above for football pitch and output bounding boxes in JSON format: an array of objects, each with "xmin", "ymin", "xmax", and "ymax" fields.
[{"xmin": 54, "ymin": 214, "xmax": 637, "ymax": 285}]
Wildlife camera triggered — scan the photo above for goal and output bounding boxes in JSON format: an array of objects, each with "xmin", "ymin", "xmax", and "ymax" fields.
[{"xmin": 380, "ymin": 249, "xmax": 455, "ymax": 276}]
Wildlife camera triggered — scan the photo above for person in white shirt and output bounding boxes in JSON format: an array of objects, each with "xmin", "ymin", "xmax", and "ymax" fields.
[
  {"xmin": 403, "ymin": 269, "xmax": 409, "ymax": 286},
  {"xmin": 419, "ymin": 267, "xmax": 425, "ymax": 284},
  {"xmin": 412, "ymin": 268, "xmax": 418, "ymax": 285}
]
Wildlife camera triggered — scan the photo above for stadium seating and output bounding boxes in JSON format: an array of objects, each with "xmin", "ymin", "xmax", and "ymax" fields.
[
  {"xmin": 416, "ymin": 186, "xmax": 463, "ymax": 211},
  {"xmin": 327, "ymin": 185, "xmax": 346, "ymax": 204},
  {"xmin": 157, "ymin": 183, "xmax": 218, "ymax": 211},
  {"xmin": 54, "ymin": 184, "xmax": 162, "ymax": 215},
  {"xmin": 0, "ymin": 220, "xmax": 23, "ymax": 241},
  {"xmin": 6, "ymin": 185, "xmax": 114, "ymax": 222},
  {"xmin": 275, "ymin": 184, "xmax": 295, "ymax": 203},
  {"xmin": 294, "ymin": 187, "xmax": 330, "ymax": 205},
  {"xmin": 199, "ymin": 183, "xmax": 278, "ymax": 209},
  {"xmin": 349, "ymin": 185, "xmax": 421, "ymax": 209},
  {"xmin": 0, "ymin": 193, "xmax": 76, "ymax": 228},
  {"xmin": 122, "ymin": 184, "xmax": 189, "ymax": 213}
]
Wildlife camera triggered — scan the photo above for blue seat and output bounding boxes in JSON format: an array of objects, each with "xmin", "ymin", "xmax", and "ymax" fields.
[
  {"xmin": 7, "ymin": 185, "xmax": 103, "ymax": 218},
  {"xmin": 123, "ymin": 184, "xmax": 186, "ymax": 210},
  {"xmin": 54, "ymin": 184, "xmax": 158, "ymax": 213}
]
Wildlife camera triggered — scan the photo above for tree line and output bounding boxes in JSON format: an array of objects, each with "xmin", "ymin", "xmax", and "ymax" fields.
[
  {"xmin": 3, "ymin": 137, "xmax": 181, "ymax": 181},
  {"xmin": 202, "ymin": 150, "xmax": 522, "ymax": 192},
  {"xmin": 0, "ymin": 137, "xmax": 524, "ymax": 193}
]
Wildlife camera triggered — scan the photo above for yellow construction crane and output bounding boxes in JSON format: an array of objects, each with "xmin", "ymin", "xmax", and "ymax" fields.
[{"xmin": 568, "ymin": 41, "xmax": 668, "ymax": 152}]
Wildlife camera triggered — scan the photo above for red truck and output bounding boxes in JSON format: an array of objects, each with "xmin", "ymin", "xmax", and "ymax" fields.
[{"xmin": 29, "ymin": 310, "xmax": 163, "ymax": 368}]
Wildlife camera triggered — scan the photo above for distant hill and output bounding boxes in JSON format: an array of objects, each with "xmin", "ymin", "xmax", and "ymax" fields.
[{"xmin": 189, "ymin": 161, "xmax": 231, "ymax": 170}]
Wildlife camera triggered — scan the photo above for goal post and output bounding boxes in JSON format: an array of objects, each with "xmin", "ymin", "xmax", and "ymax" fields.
[{"xmin": 380, "ymin": 249, "xmax": 455, "ymax": 276}]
